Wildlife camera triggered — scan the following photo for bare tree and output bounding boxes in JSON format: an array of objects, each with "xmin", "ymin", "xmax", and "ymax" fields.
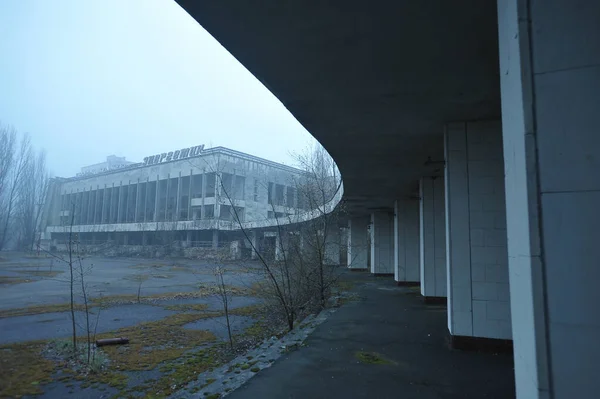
[
  {"xmin": 0, "ymin": 127, "xmax": 32, "ymax": 250},
  {"xmin": 214, "ymin": 265, "xmax": 234, "ymax": 350},
  {"xmin": 15, "ymin": 150, "xmax": 49, "ymax": 250}
]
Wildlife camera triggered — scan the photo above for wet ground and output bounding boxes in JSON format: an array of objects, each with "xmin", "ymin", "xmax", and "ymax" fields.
[
  {"xmin": 0, "ymin": 252, "xmax": 268, "ymax": 398},
  {"xmin": 0, "ymin": 252, "xmax": 262, "ymax": 311}
]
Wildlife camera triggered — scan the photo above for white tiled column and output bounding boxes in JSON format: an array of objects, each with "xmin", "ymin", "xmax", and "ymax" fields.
[
  {"xmin": 370, "ymin": 211, "xmax": 393, "ymax": 275},
  {"xmin": 419, "ymin": 177, "xmax": 446, "ymax": 300},
  {"xmin": 498, "ymin": 2, "xmax": 600, "ymax": 398},
  {"xmin": 445, "ymin": 121, "xmax": 511, "ymax": 341},
  {"xmin": 394, "ymin": 199, "xmax": 420, "ymax": 285},
  {"xmin": 348, "ymin": 216, "xmax": 369, "ymax": 269}
]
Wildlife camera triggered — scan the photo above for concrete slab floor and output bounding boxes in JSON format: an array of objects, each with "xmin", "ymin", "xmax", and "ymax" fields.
[{"xmin": 228, "ymin": 272, "xmax": 515, "ymax": 399}]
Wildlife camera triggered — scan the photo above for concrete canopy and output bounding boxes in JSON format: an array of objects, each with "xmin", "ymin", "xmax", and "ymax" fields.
[{"xmin": 175, "ymin": 0, "xmax": 501, "ymax": 215}]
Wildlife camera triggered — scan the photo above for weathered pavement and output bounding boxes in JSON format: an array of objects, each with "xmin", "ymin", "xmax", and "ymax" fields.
[{"xmin": 228, "ymin": 272, "xmax": 515, "ymax": 399}]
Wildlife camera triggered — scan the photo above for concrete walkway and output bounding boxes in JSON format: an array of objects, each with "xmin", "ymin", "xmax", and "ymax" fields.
[{"xmin": 229, "ymin": 272, "xmax": 515, "ymax": 399}]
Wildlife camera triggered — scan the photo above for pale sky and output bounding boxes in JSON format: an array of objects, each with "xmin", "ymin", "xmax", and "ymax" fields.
[{"xmin": 0, "ymin": 0, "xmax": 316, "ymax": 177}]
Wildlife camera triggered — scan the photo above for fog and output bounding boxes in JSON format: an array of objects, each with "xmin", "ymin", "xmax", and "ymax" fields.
[{"xmin": 0, "ymin": 0, "xmax": 316, "ymax": 178}]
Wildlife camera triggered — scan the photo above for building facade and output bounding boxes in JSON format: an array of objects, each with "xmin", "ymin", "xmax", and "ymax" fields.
[{"xmin": 40, "ymin": 146, "xmax": 309, "ymax": 249}]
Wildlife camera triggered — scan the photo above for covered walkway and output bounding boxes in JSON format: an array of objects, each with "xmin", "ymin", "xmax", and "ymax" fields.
[{"xmin": 229, "ymin": 271, "xmax": 514, "ymax": 399}]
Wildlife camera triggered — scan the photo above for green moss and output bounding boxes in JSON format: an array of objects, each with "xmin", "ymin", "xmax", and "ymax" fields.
[
  {"xmin": 250, "ymin": 367, "xmax": 260, "ymax": 373},
  {"xmin": 240, "ymin": 364, "xmax": 250, "ymax": 370},
  {"xmin": 206, "ymin": 394, "xmax": 221, "ymax": 399},
  {"xmin": 0, "ymin": 341, "xmax": 55, "ymax": 397},
  {"xmin": 355, "ymin": 351, "xmax": 394, "ymax": 365}
]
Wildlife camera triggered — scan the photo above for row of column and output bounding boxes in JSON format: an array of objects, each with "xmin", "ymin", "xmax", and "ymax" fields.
[
  {"xmin": 348, "ymin": 114, "xmax": 599, "ymax": 397},
  {"xmin": 347, "ymin": 120, "xmax": 511, "ymax": 342},
  {"xmin": 63, "ymin": 171, "xmax": 219, "ymax": 226}
]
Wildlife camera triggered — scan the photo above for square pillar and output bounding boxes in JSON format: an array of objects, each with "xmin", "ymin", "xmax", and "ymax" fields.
[
  {"xmin": 445, "ymin": 121, "xmax": 511, "ymax": 344},
  {"xmin": 370, "ymin": 211, "xmax": 393, "ymax": 275},
  {"xmin": 250, "ymin": 230, "xmax": 259, "ymax": 260},
  {"xmin": 498, "ymin": 2, "xmax": 600, "ymax": 397},
  {"xmin": 347, "ymin": 216, "xmax": 369, "ymax": 269},
  {"xmin": 419, "ymin": 177, "xmax": 446, "ymax": 301},
  {"xmin": 212, "ymin": 230, "xmax": 219, "ymax": 249},
  {"xmin": 274, "ymin": 232, "xmax": 286, "ymax": 261},
  {"xmin": 324, "ymin": 226, "xmax": 341, "ymax": 265},
  {"xmin": 394, "ymin": 199, "xmax": 420, "ymax": 285}
]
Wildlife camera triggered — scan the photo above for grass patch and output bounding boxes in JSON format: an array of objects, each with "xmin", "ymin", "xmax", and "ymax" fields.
[
  {"xmin": 163, "ymin": 303, "xmax": 209, "ymax": 312},
  {"xmin": 0, "ymin": 276, "xmax": 32, "ymax": 285},
  {"xmin": 0, "ymin": 303, "xmax": 85, "ymax": 318},
  {"xmin": 334, "ymin": 280, "xmax": 355, "ymax": 292},
  {"xmin": 127, "ymin": 346, "xmax": 227, "ymax": 398},
  {"xmin": 96, "ymin": 312, "xmax": 219, "ymax": 371},
  {"xmin": 0, "ymin": 341, "xmax": 54, "ymax": 397},
  {"xmin": 355, "ymin": 351, "xmax": 394, "ymax": 365},
  {"xmin": 13, "ymin": 270, "xmax": 62, "ymax": 278}
]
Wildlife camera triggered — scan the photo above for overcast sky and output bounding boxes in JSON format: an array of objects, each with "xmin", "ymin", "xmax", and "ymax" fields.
[{"xmin": 0, "ymin": 0, "xmax": 316, "ymax": 177}]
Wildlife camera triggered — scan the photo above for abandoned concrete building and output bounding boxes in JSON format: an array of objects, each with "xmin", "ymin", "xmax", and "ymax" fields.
[{"xmin": 39, "ymin": 146, "xmax": 317, "ymax": 253}]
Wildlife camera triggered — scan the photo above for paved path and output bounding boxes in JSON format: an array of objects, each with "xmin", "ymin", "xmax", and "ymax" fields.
[{"xmin": 229, "ymin": 272, "xmax": 515, "ymax": 399}]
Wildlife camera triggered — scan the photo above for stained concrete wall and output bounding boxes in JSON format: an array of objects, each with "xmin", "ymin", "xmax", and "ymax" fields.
[
  {"xmin": 370, "ymin": 211, "xmax": 393, "ymax": 275},
  {"xmin": 394, "ymin": 199, "xmax": 420, "ymax": 283},
  {"xmin": 498, "ymin": 1, "xmax": 600, "ymax": 397},
  {"xmin": 348, "ymin": 216, "xmax": 369, "ymax": 269},
  {"xmin": 420, "ymin": 177, "xmax": 446, "ymax": 298},
  {"xmin": 445, "ymin": 121, "xmax": 511, "ymax": 340}
]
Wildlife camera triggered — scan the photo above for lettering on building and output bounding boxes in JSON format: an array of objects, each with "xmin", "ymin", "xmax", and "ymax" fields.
[{"xmin": 143, "ymin": 145, "xmax": 205, "ymax": 166}]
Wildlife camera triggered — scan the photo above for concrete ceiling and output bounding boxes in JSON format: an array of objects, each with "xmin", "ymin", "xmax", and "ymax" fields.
[{"xmin": 175, "ymin": 0, "xmax": 501, "ymax": 216}]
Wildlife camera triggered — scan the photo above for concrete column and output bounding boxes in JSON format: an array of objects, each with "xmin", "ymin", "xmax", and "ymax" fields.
[
  {"xmin": 275, "ymin": 232, "xmax": 286, "ymax": 261},
  {"xmin": 101, "ymin": 184, "xmax": 107, "ymax": 224},
  {"xmin": 214, "ymin": 173, "xmax": 221, "ymax": 219},
  {"xmin": 187, "ymin": 170, "xmax": 193, "ymax": 221},
  {"xmin": 134, "ymin": 178, "xmax": 140, "ymax": 223},
  {"xmin": 498, "ymin": 2, "xmax": 600, "ymax": 397},
  {"xmin": 444, "ymin": 121, "xmax": 510, "ymax": 343},
  {"xmin": 108, "ymin": 184, "xmax": 114, "ymax": 223},
  {"xmin": 123, "ymin": 233, "xmax": 128, "ymax": 245},
  {"xmin": 250, "ymin": 230, "xmax": 259, "ymax": 260},
  {"xmin": 184, "ymin": 231, "xmax": 191, "ymax": 248},
  {"xmin": 143, "ymin": 178, "xmax": 149, "ymax": 223},
  {"xmin": 370, "ymin": 211, "xmax": 393, "ymax": 275},
  {"xmin": 93, "ymin": 186, "xmax": 99, "ymax": 224},
  {"xmin": 212, "ymin": 229, "xmax": 219, "ymax": 249},
  {"xmin": 165, "ymin": 174, "xmax": 170, "ymax": 221},
  {"xmin": 74, "ymin": 190, "xmax": 81, "ymax": 225},
  {"xmin": 176, "ymin": 172, "xmax": 181, "ymax": 221},
  {"xmin": 86, "ymin": 187, "xmax": 93, "ymax": 225},
  {"xmin": 324, "ymin": 226, "xmax": 341, "ymax": 265},
  {"xmin": 394, "ymin": 199, "xmax": 420, "ymax": 285},
  {"xmin": 142, "ymin": 231, "xmax": 147, "ymax": 246},
  {"xmin": 154, "ymin": 175, "xmax": 160, "ymax": 222},
  {"xmin": 419, "ymin": 177, "xmax": 446, "ymax": 301},
  {"xmin": 347, "ymin": 216, "xmax": 369, "ymax": 269},
  {"xmin": 117, "ymin": 181, "xmax": 123, "ymax": 223},
  {"xmin": 200, "ymin": 169, "xmax": 206, "ymax": 219}
]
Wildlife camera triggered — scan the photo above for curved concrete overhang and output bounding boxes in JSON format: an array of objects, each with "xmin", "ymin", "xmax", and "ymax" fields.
[
  {"xmin": 175, "ymin": 0, "xmax": 501, "ymax": 215},
  {"xmin": 45, "ymin": 183, "xmax": 344, "ymax": 234}
]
